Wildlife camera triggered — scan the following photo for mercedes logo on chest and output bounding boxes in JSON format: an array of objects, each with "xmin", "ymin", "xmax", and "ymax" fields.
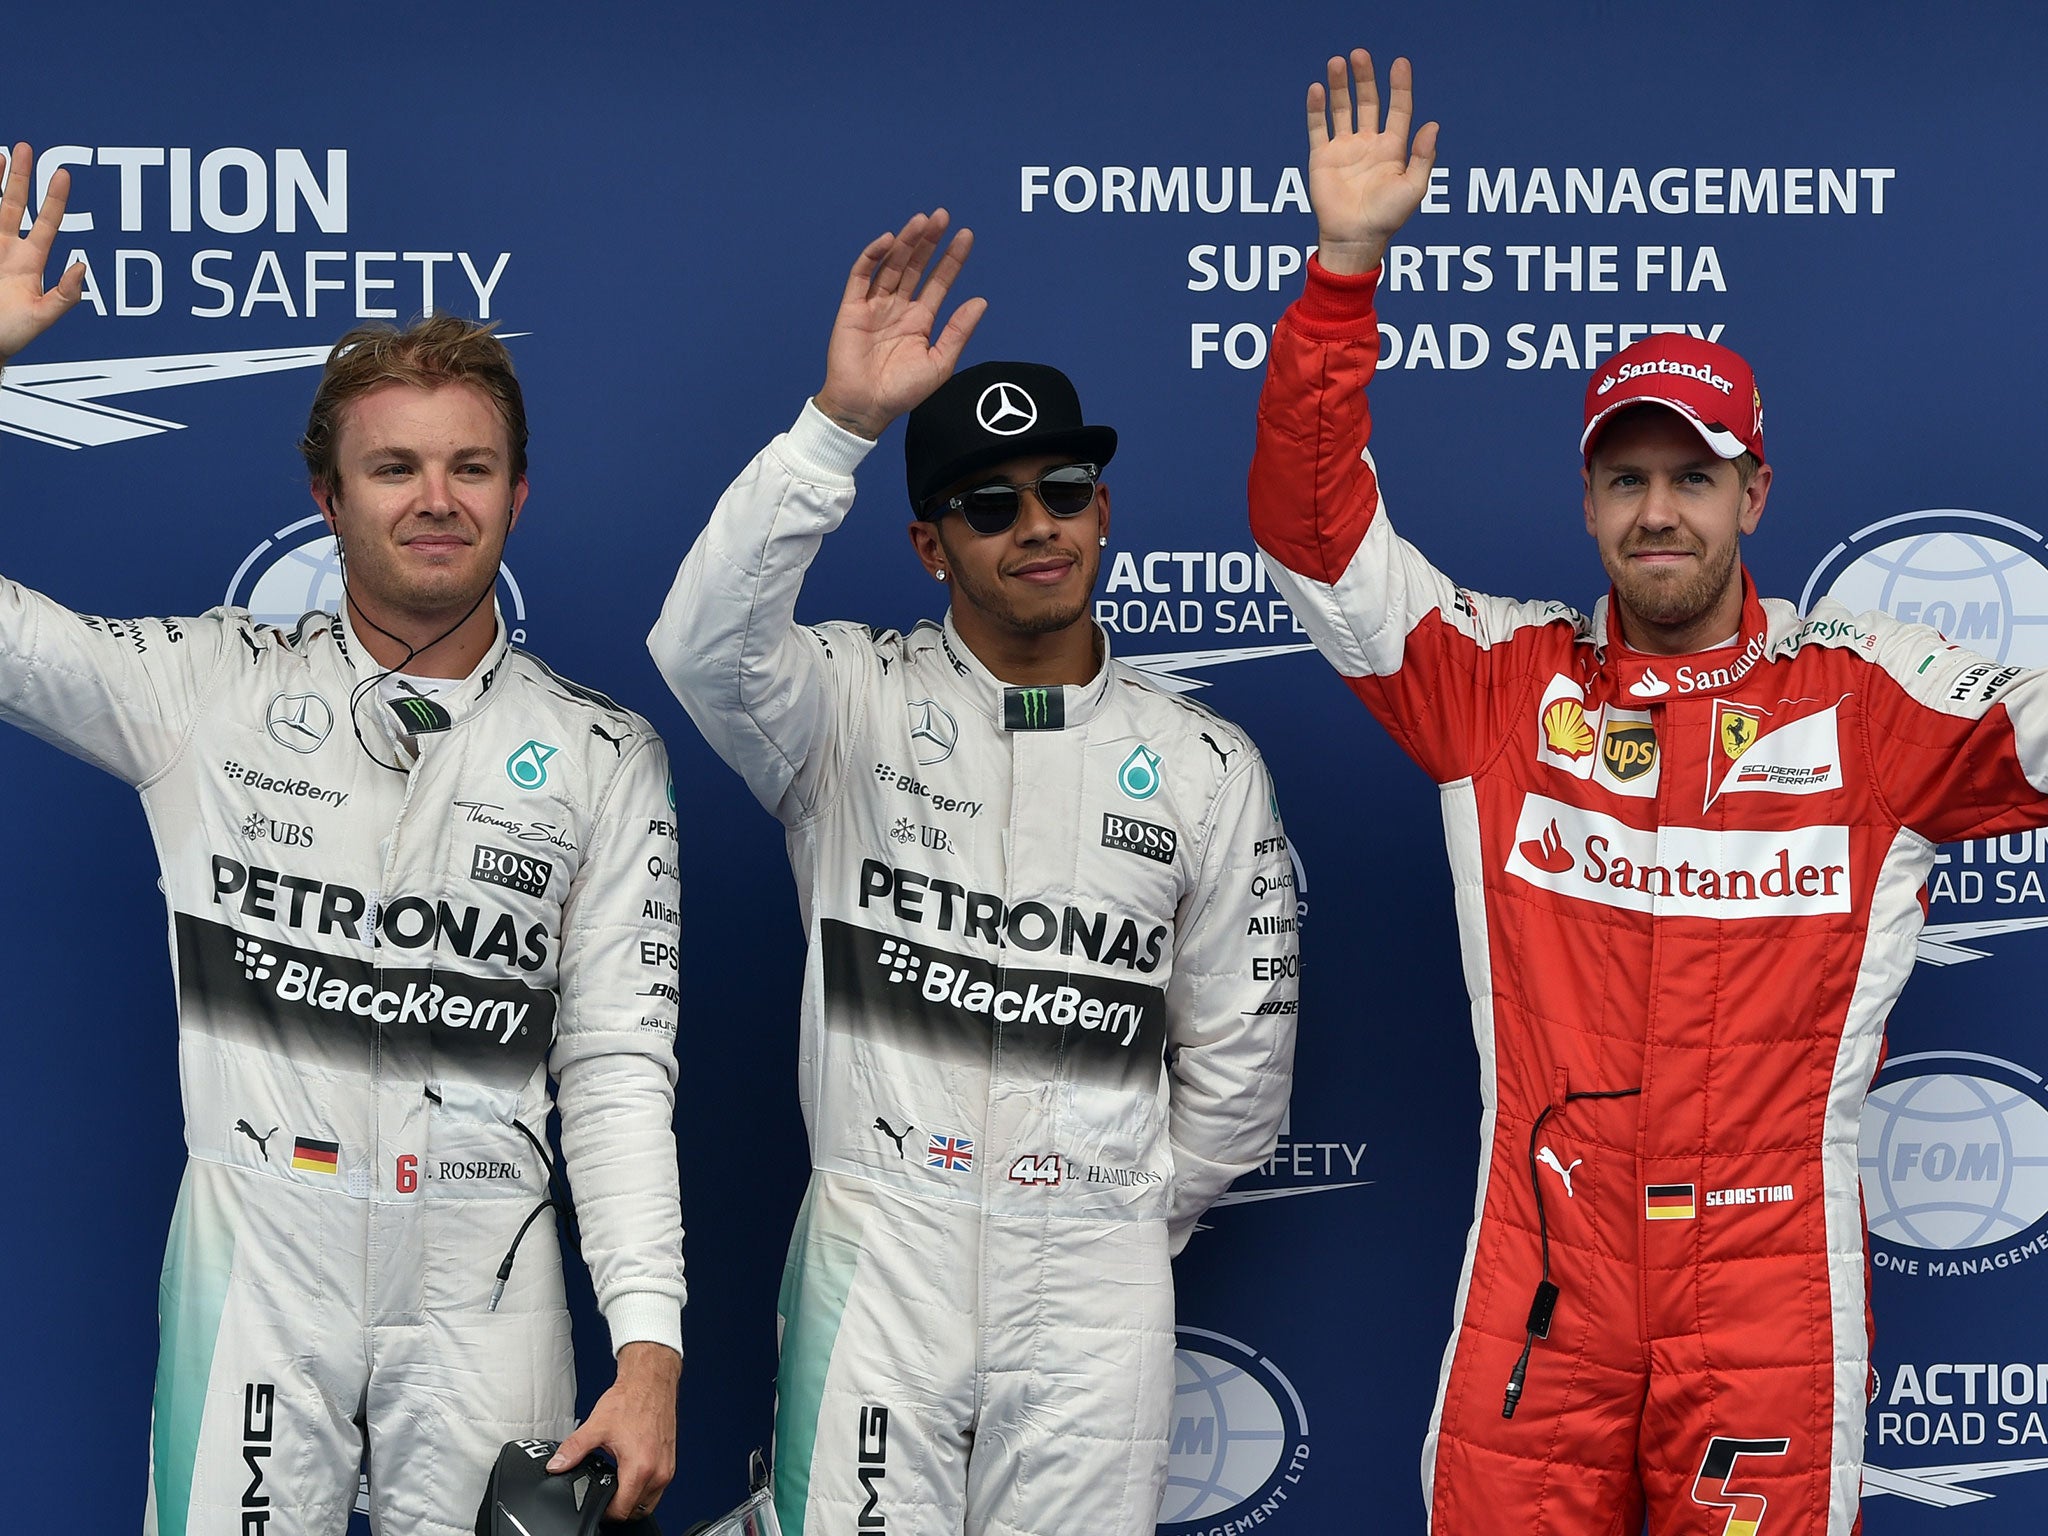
[{"xmin": 975, "ymin": 381, "xmax": 1038, "ymax": 437}]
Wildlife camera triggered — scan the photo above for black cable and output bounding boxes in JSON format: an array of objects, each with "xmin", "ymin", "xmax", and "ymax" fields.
[
  {"xmin": 1502, "ymin": 1085, "xmax": 1642, "ymax": 1419},
  {"xmin": 420, "ymin": 1087, "xmax": 582, "ymax": 1311},
  {"xmin": 490, "ymin": 1199, "xmax": 558, "ymax": 1312},
  {"xmin": 329, "ymin": 503, "xmax": 499, "ymax": 774},
  {"xmin": 490, "ymin": 1117, "xmax": 583, "ymax": 1309},
  {"xmin": 512, "ymin": 1115, "xmax": 581, "ymax": 1246}
]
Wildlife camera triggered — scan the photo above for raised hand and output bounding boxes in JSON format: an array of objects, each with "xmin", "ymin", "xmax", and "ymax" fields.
[
  {"xmin": 1306, "ymin": 52, "xmax": 1440, "ymax": 277},
  {"xmin": 0, "ymin": 144, "xmax": 87, "ymax": 366},
  {"xmin": 813, "ymin": 209, "xmax": 986, "ymax": 441}
]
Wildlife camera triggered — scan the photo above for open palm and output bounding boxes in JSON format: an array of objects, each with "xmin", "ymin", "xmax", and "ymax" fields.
[
  {"xmin": 0, "ymin": 143, "xmax": 87, "ymax": 364},
  {"xmin": 1307, "ymin": 52, "xmax": 1440, "ymax": 276},
  {"xmin": 815, "ymin": 209, "xmax": 986, "ymax": 441}
]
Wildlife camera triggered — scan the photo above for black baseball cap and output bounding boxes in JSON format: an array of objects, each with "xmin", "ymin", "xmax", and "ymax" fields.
[{"xmin": 905, "ymin": 360, "xmax": 1117, "ymax": 513}]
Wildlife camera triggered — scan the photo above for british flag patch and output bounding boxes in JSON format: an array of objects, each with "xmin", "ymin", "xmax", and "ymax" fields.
[{"xmin": 926, "ymin": 1134, "xmax": 974, "ymax": 1173}]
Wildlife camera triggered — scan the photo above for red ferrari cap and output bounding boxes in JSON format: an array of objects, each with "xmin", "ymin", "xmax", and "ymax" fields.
[{"xmin": 1581, "ymin": 333, "xmax": 1765, "ymax": 463}]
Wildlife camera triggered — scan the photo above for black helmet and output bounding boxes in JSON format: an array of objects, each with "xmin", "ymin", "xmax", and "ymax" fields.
[{"xmin": 475, "ymin": 1439, "xmax": 662, "ymax": 1536}]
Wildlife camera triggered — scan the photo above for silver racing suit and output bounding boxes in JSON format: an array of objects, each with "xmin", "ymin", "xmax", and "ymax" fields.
[
  {"xmin": 0, "ymin": 585, "xmax": 686, "ymax": 1536},
  {"xmin": 649, "ymin": 403, "xmax": 1299, "ymax": 1536}
]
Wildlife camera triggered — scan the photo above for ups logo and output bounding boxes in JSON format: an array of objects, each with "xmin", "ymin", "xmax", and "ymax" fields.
[{"xmin": 1600, "ymin": 721, "xmax": 1657, "ymax": 782}]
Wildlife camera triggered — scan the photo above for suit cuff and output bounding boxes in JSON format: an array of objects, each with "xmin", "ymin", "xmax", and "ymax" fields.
[
  {"xmin": 602, "ymin": 1291, "xmax": 685, "ymax": 1360},
  {"xmin": 785, "ymin": 399, "xmax": 880, "ymax": 481},
  {"xmin": 1290, "ymin": 255, "xmax": 1382, "ymax": 338}
]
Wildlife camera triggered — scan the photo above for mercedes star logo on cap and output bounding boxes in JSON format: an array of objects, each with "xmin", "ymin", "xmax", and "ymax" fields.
[{"xmin": 975, "ymin": 381, "xmax": 1038, "ymax": 436}]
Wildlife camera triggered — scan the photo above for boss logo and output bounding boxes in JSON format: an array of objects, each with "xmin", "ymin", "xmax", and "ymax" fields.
[
  {"xmin": 471, "ymin": 845, "xmax": 553, "ymax": 898},
  {"xmin": 1101, "ymin": 812, "xmax": 1177, "ymax": 865}
]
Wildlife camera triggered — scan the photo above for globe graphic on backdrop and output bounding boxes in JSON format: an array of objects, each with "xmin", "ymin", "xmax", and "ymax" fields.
[
  {"xmin": 225, "ymin": 514, "xmax": 527, "ymax": 637},
  {"xmin": 244, "ymin": 532, "xmax": 349, "ymax": 628},
  {"xmin": 1860, "ymin": 1067, "xmax": 2048, "ymax": 1251},
  {"xmin": 1159, "ymin": 1344, "xmax": 1291, "ymax": 1525},
  {"xmin": 1806, "ymin": 513, "xmax": 2048, "ymax": 668}
]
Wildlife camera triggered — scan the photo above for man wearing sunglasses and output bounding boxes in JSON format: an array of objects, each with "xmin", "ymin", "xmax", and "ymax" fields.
[{"xmin": 650, "ymin": 210, "xmax": 1299, "ymax": 1536}]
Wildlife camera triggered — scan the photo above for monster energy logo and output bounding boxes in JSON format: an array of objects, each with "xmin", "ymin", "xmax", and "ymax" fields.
[
  {"xmin": 387, "ymin": 696, "xmax": 453, "ymax": 734},
  {"xmin": 1003, "ymin": 686, "xmax": 1066, "ymax": 731}
]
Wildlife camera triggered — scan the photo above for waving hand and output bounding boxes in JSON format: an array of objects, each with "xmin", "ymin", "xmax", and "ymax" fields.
[
  {"xmin": 813, "ymin": 209, "xmax": 986, "ymax": 441},
  {"xmin": 1307, "ymin": 52, "xmax": 1440, "ymax": 277},
  {"xmin": 0, "ymin": 144, "xmax": 87, "ymax": 367}
]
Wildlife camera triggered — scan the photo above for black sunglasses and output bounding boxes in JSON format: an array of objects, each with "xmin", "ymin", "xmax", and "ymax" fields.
[{"xmin": 926, "ymin": 463, "xmax": 1101, "ymax": 535}]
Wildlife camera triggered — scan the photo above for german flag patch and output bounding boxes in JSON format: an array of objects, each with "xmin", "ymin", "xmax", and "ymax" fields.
[
  {"xmin": 1645, "ymin": 1183, "xmax": 1696, "ymax": 1221},
  {"xmin": 292, "ymin": 1137, "xmax": 341, "ymax": 1175}
]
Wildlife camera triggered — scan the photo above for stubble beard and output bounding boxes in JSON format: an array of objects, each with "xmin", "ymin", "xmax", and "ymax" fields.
[
  {"xmin": 1607, "ymin": 534, "xmax": 1740, "ymax": 632},
  {"xmin": 937, "ymin": 531, "xmax": 1097, "ymax": 638},
  {"xmin": 948, "ymin": 564, "xmax": 1091, "ymax": 635},
  {"xmin": 342, "ymin": 536, "xmax": 499, "ymax": 637}
]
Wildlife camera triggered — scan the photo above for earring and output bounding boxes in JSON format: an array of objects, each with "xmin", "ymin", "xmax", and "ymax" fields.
[
  {"xmin": 1098, "ymin": 536, "xmax": 1108, "ymax": 546},
  {"xmin": 935, "ymin": 568, "xmax": 948, "ymax": 582}
]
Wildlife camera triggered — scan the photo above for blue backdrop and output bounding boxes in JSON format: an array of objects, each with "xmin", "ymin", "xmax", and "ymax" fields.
[{"xmin": 3, "ymin": 2, "xmax": 2045, "ymax": 1530}]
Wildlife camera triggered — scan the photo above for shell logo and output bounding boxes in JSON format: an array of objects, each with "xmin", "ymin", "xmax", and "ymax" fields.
[{"xmin": 1542, "ymin": 697, "xmax": 1596, "ymax": 760}]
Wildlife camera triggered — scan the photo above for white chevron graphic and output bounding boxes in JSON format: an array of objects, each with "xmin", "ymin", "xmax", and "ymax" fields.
[
  {"xmin": 1916, "ymin": 917, "xmax": 2048, "ymax": 966},
  {"xmin": 1862, "ymin": 1456, "xmax": 2048, "ymax": 1505},
  {"xmin": 0, "ymin": 344, "xmax": 335, "ymax": 448},
  {"xmin": 1122, "ymin": 642, "xmax": 1318, "ymax": 693}
]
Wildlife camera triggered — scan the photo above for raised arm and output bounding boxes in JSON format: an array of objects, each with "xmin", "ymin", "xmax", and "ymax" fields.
[
  {"xmin": 1249, "ymin": 55, "xmax": 1569, "ymax": 784},
  {"xmin": 0, "ymin": 142, "xmax": 231, "ymax": 783},
  {"xmin": 647, "ymin": 212, "xmax": 983, "ymax": 821}
]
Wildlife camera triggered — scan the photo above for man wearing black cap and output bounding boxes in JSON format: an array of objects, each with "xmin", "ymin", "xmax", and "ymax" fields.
[{"xmin": 649, "ymin": 210, "xmax": 1299, "ymax": 1536}]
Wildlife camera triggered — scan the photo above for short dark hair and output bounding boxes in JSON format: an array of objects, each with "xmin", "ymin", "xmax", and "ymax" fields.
[{"xmin": 300, "ymin": 314, "xmax": 527, "ymax": 496}]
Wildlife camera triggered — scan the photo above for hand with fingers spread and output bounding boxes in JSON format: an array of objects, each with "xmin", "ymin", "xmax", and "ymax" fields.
[
  {"xmin": 813, "ymin": 209, "xmax": 987, "ymax": 441},
  {"xmin": 1306, "ymin": 51, "xmax": 1440, "ymax": 277},
  {"xmin": 0, "ymin": 143, "xmax": 88, "ymax": 369}
]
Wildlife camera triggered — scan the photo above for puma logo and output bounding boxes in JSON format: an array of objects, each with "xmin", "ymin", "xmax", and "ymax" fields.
[
  {"xmin": 874, "ymin": 1118, "xmax": 911, "ymax": 1157},
  {"xmin": 1537, "ymin": 1145, "xmax": 1582, "ymax": 1198},
  {"xmin": 235, "ymin": 1119, "xmax": 280, "ymax": 1161},
  {"xmin": 1200, "ymin": 731, "xmax": 1236, "ymax": 769},
  {"xmin": 591, "ymin": 723, "xmax": 629, "ymax": 757}
]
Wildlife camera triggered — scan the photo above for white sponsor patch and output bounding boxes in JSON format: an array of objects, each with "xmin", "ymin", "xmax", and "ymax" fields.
[
  {"xmin": 1708, "ymin": 704, "xmax": 1843, "ymax": 806},
  {"xmin": 1505, "ymin": 793, "xmax": 1852, "ymax": 918},
  {"xmin": 1535, "ymin": 674, "xmax": 1601, "ymax": 777},
  {"xmin": 1534, "ymin": 674, "xmax": 1660, "ymax": 797}
]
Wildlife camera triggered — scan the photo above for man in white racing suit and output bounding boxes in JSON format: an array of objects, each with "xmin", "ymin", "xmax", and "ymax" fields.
[
  {"xmin": 0, "ymin": 148, "xmax": 684, "ymax": 1533},
  {"xmin": 649, "ymin": 210, "xmax": 1299, "ymax": 1536}
]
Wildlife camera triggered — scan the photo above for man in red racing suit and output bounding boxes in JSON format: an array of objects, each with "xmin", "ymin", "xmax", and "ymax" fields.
[{"xmin": 1246, "ymin": 50, "xmax": 2048, "ymax": 1536}]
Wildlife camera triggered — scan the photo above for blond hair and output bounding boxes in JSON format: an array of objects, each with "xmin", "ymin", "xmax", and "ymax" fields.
[{"xmin": 300, "ymin": 315, "xmax": 527, "ymax": 495}]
